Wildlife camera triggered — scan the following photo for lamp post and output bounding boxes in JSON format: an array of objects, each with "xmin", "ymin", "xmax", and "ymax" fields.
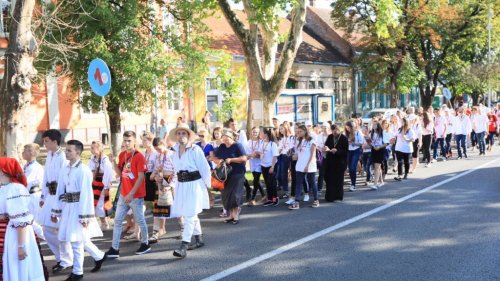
[{"xmin": 487, "ymin": 0, "xmax": 492, "ymax": 108}]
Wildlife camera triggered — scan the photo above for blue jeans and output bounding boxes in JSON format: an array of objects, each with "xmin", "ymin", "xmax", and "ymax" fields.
[
  {"xmin": 278, "ymin": 155, "xmax": 291, "ymax": 193},
  {"xmin": 347, "ymin": 148, "xmax": 361, "ymax": 186},
  {"xmin": 112, "ymin": 195, "xmax": 149, "ymax": 249},
  {"xmin": 433, "ymin": 138, "xmax": 446, "ymax": 159},
  {"xmin": 455, "ymin": 134, "xmax": 467, "ymax": 157},
  {"xmin": 477, "ymin": 131, "xmax": 486, "ymax": 153},
  {"xmin": 294, "ymin": 171, "xmax": 317, "ymax": 201},
  {"xmin": 361, "ymin": 152, "xmax": 372, "ymax": 182}
]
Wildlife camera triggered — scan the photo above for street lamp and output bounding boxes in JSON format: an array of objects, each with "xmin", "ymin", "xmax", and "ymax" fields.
[{"xmin": 487, "ymin": 0, "xmax": 492, "ymax": 107}]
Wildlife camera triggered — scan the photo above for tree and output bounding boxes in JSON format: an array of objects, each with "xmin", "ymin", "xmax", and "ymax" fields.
[
  {"xmin": 407, "ymin": 0, "xmax": 493, "ymax": 107},
  {"xmin": 0, "ymin": 0, "xmax": 38, "ymax": 158},
  {"xmin": 217, "ymin": 0, "xmax": 307, "ymax": 128},
  {"xmin": 331, "ymin": 0, "xmax": 423, "ymax": 108}
]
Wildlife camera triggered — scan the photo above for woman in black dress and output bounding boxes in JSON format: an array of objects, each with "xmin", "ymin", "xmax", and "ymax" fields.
[
  {"xmin": 213, "ymin": 129, "xmax": 248, "ymax": 224},
  {"xmin": 324, "ymin": 124, "xmax": 348, "ymax": 202}
]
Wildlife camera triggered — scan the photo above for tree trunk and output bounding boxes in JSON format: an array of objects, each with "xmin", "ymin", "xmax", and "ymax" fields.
[
  {"xmin": 107, "ymin": 99, "xmax": 122, "ymax": 156},
  {"xmin": 419, "ymin": 85, "xmax": 433, "ymax": 108},
  {"xmin": 389, "ymin": 74, "xmax": 399, "ymax": 108},
  {"xmin": 0, "ymin": 0, "xmax": 37, "ymax": 159},
  {"xmin": 471, "ymin": 92, "xmax": 480, "ymax": 106}
]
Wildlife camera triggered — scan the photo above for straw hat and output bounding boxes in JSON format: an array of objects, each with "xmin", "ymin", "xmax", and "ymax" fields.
[{"xmin": 168, "ymin": 123, "xmax": 198, "ymax": 143}]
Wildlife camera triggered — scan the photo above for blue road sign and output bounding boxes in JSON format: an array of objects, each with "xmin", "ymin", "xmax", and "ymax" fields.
[
  {"xmin": 443, "ymin": 88, "xmax": 452, "ymax": 100},
  {"xmin": 88, "ymin": 58, "xmax": 111, "ymax": 97}
]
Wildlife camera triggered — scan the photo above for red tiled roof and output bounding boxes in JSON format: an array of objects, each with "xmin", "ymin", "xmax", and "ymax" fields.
[
  {"xmin": 204, "ymin": 10, "xmax": 349, "ymax": 65},
  {"xmin": 308, "ymin": 6, "xmax": 366, "ymax": 48}
]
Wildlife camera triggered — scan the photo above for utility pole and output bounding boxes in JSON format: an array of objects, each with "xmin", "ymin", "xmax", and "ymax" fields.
[{"xmin": 487, "ymin": 0, "xmax": 492, "ymax": 108}]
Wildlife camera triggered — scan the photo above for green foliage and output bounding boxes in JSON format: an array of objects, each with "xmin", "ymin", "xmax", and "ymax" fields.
[
  {"xmin": 211, "ymin": 53, "xmax": 246, "ymax": 121},
  {"xmin": 397, "ymin": 55, "xmax": 424, "ymax": 94}
]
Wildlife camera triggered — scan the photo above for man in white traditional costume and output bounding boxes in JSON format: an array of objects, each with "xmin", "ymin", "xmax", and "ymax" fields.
[
  {"xmin": 0, "ymin": 157, "xmax": 45, "ymax": 281},
  {"xmin": 169, "ymin": 123, "xmax": 211, "ymax": 258},
  {"xmin": 39, "ymin": 129, "xmax": 73, "ymax": 274},
  {"xmin": 51, "ymin": 140, "xmax": 106, "ymax": 280},
  {"xmin": 21, "ymin": 143, "xmax": 45, "ymax": 239}
]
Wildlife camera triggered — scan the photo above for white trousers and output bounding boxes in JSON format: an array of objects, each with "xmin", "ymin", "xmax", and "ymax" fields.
[
  {"xmin": 69, "ymin": 241, "xmax": 84, "ymax": 275},
  {"xmin": 182, "ymin": 215, "xmax": 201, "ymax": 243},
  {"xmin": 84, "ymin": 238, "xmax": 104, "ymax": 261},
  {"xmin": 44, "ymin": 226, "xmax": 72, "ymax": 267}
]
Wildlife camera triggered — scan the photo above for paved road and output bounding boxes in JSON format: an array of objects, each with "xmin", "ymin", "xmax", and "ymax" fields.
[{"xmin": 47, "ymin": 146, "xmax": 500, "ymax": 281}]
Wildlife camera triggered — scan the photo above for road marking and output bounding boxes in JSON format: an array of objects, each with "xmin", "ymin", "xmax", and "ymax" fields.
[{"xmin": 200, "ymin": 157, "xmax": 500, "ymax": 281}]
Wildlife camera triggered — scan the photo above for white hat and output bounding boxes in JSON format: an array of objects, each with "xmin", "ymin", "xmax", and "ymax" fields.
[{"xmin": 168, "ymin": 123, "xmax": 198, "ymax": 143}]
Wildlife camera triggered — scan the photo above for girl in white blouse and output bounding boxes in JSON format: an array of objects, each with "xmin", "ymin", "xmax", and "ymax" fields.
[
  {"xmin": 394, "ymin": 118, "xmax": 416, "ymax": 181},
  {"xmin": 345, "ymin": 120, "xmax": 364, "ymax": 192}
]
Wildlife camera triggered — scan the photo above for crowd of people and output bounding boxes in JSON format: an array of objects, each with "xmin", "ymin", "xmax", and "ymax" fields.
[{"xmin": 0, "ymin": 102, "xmax": 498, "ymax": 281}]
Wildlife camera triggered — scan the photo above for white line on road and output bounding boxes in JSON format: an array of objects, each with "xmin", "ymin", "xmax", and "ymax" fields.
[{"xmin": 200, "ymin": 157, "xmax": 500, "ymax": 281}]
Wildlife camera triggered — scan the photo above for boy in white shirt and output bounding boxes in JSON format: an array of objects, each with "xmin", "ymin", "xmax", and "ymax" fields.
[{"xmin": 432, "ymin": 109, "xmax": 447, "ymax": 161}]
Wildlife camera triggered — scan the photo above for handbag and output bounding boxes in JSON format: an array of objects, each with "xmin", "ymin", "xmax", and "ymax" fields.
[
  {"xmin": 211, "ymin": 176, "xmax": 225, "ymax": 190},
  {"xmin": 211, "ymin": 160, "xmax": 232, "ymax": 190},
  {"xmin": 157, "ymin": 186, "xmax": 173, "ymax": 206}
]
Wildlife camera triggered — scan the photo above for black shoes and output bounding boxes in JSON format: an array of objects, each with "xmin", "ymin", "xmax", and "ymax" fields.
[
  {"xmin": 135, "ymin": 243, "xmax": 151, "ymax": 255},
  {"xmin": 64, "ymin": 273, "xmax": 83, "ymax": 281},
  {"xmin": 53, "ymin": 264, "xmax": 72, "ymax": 274},
  {"xmin": 105, "ymin": 247, "xmax": 120, "ymax": 258},
  {"xmin": 394, "ymin": 176, "xmax": 402, "ymax": 181},
  {"xmin": 187, "ymin": 235, "xmax": 205, "ymax": 250},
  {"xmin": 91, "ymin": 254, "xmax": 107, "ymax": 273},
  {"xmin": 173, "ymin": 241, "xmax": 189, "ymax": 258}
]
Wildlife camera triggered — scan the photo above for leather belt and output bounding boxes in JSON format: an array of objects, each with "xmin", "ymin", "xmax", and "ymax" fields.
[{"xmin": 176, "ymin": 171, "xmax": 201, "ymax": 182}]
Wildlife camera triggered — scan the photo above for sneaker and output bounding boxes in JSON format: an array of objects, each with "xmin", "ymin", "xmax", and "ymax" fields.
[
  {"xmin": 311, "ymin": 200, "xmax": 320, "ymax": 208},
  {"xmin": 135, "ymin": 243, "xmax": 151, "ymax": 255},
  {"xmin": 464, "ymin": 152, "xmax": 468, "ymax": 158},
  {"xmin": 457, "ymin": 156, "xmax": 462, "ymax": 160},
  {"xmin": 279, "ymin": 193, "xmax": 290, "ymax": 199},
  {"xmin": 378, "ymin": 182, "xmax": 385, "ymax": 188},
  {"xmin": 425, "ymin": 163, "xmax": 431, "ymax": 168},
  {"xmin": 431, "ymin": 159, "xmax": 436, "ymax": 163},
  {"xmin": 285, "ymin": 198, "xmax": 295, "ymax": 205},
  {"xmin": 370, "ymin": 185, "xmax": 378, "ymax": 191},
  {"xmin": 303, "ymin": 194, "xmax": 310, "ymax": 202},
  {"xmin": 262, "ymin": 200, "xmax": 274, "ymax": 207},
  {"xmin": 394, "ymin": 177, "xmax": 402, "ymax": 181},
  {"xmin": 248, "ymin": 200, "xmax": 256, "ymax": 206},
  {"xmin": 105, "ymin": 247, "xmax": 120, "ymax": 258},
  {"xmin": 288, "ymin": 202, "xmax": 300, "ymax": 210},
  {"xmin": 349, "ymin": 185, "xmax": 356, "ymax": 192}
]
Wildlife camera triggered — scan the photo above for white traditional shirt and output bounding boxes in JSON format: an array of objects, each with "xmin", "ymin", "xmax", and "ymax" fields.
[
  {"xmin": 24, "ymin": 160, "xmax": 44, "ymax": 220},
  {"xmin": 88, "ymin": 154, "xmax": 114, "ymax": 189},
  {"xmin": 170, "ymin": 144, "xmax": 211, "ymax": 218},
  {"xmin": 39, "ymin": 147, "xmax": 68, "ymax": 228},
  {"xmin": 143, "ymin": 149, "xmax": 159, "ymax": 173},
  {"xmin": 52, "ymin": 160, "xmax": 102, "ymax": 242},
  {"xmin": 155, "ymin": 149, "xmax": 177, "ymax": 186}
]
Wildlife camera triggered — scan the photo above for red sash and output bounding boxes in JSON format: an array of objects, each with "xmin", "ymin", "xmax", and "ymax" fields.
[{"xmin": 0, "ymin": 218, "xmax": 8, "ymax": 279}]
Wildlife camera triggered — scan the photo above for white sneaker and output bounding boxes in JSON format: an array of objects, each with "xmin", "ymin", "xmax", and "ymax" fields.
[
  {"xmin": 285, "ymin": 198, "xmax": 295, "ymax": 205},
  {"xmin": 378, "ymin": 182, "xmax": 385, "ymax": 188},
  {"xmin": 431, "ymin": 159, "xmax": 436, "ymax": 163},
  {"xmin": 349, "ymin": 185, "xmax": 356, "ymax": 192},
  {"xmin": 303, "ymin": 194, "xmax": 310, "ymax": 202},
  {"xmin": 370, "ymin": 185, "xmax": 378, "ymax": 191}
]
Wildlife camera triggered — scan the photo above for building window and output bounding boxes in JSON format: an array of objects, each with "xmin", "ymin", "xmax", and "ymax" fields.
[
  {"xmin": 308, "ymin": 81, "xmax": 316, "ymax": 89},
  {"xmin": 317, "ymin": 81, "xmax": 324, "ymax": 89},
  {"xmin": 341, "ymin": 81, "xmax": 348, "ymax": 104},
  {"xmin": 206, "ymin": 95, "xmax": 219, "ymax": 122},
  {"xmin": 206, "ymin": 78, "xmax": 220, "ymax": 91},
  {"xmin": 286, "ymin": 78, "xmax": 298, "ymax": 89},
  {"xmin": 334, "ymin": 80, "xmax": 340, "ymax": 104},
  {"xmin": 1, "ymin": 0, "xmax": 12, "ymax": 35},
  {"xmin": 167, "ymin": 88, "xmax": 182, "ymax": 111},
  {"xmin": 79, "ymin": 91, "xmax": 103, "ymax": 116}
]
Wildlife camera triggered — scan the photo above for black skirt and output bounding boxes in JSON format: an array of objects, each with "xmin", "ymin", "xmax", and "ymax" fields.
[
  {"xmin": 372, "ymin": 148, "xmax": 385, "ymax": 164},
  {"xmin": 144, "ymin": 172, "xmax": 156, "ymax": 202},
  {"xmin": 222, "ymin": 172, "xmax": 245, "ymax": 210}
]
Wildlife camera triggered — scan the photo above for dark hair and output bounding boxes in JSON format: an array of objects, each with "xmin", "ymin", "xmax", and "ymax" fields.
[
  {"xmin": 123, "ymin": 131, "xmax": 136, "ymax": 138},
  {"xmin": 423, "ymin": 112, "xmax": 431, "ymax": 128},
  {"xmin": 371, "ymin": 122, "xmax": 383, "ymax": 139},
  {"xmin": 227, "ymin": 118, "xmax": 235, "ymax": 124},
  {"xmin": 262, "ymin": 127, "xmax": 276, "ymax": 142},
  {"xmin": 67, "ymin": 140, "xmax": 84, "ymax": 154},
  {"xmin": 42, "ymin": 129, "xmax": 62, "ymax": 145},
  {"xmin": 212, "ymin": 127, "xmax": 222, "ymax": 139},
  {"xmin": 152, "ymin": 137, "xmax": 164, "ymax": 147},
  {"xmin": 331, "ymin": 124, "xmax": 338, "ymax": 131},
  {"xmin": 297, "ymin": 124, "xmax": 312, "ymax": 145},
  {"xmin": 344, "ymin": 120, "xmax": 356, "ymax": 140}
]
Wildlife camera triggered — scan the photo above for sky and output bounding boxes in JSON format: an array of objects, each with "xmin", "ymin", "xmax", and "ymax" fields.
[{"xmin": 230, "ymin": 0, "xmax": 333, "ymax": 10}]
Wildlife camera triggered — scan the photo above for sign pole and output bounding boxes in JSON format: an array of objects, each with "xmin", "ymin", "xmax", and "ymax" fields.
[{"xmin": 102, "ymin": 96, "xmax": 112, "ymax": 153}]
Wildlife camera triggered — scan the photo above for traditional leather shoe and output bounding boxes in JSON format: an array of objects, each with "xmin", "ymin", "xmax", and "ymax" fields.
[
  {"xmin": 53, "ymin": 264, "xmax": 72, "ymax": 274},
  {"xmin": 64, "ymin": 273, "xmax": 83, "ymax": 281},
  {"xmin": 91, "ymin": 254, "xmax": 107, "ymax": 273},
  {"xmin": 187, "ymin": 235, "xmax": 205, "ymax": 250},
  {"xmin": 173, "ymin": 241, "xmax": 189, "ymax": 258}
]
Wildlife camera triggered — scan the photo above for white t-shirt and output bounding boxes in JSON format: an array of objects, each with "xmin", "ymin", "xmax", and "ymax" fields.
[
  {"xmin": 471, "ymin": 114, "xmax": 488, "ymax": 133},
  {"xmin": 260, "ymin": 141, "xmax": 279, "ymax": 168},
  {"xmin": 395, "ymin": 129, "xmax": 415, "ymax": 153},
  {"xmin": 434, "ymin": 116, "xmax": 447, "ymax": 138},
  {"xmin": 348, "ymin": 130, "xmax": 364, "ymax": 151},
  {"xmin": 278, "ymin": 136, "xmax": 295, "ymax": 155},
  {"xmin": 295, "ymin": 139, "xmax": 317, "ymax": 173},
  {"xmin": 246, "ymin": 139, "xmax": 262, "ymax": 172}
]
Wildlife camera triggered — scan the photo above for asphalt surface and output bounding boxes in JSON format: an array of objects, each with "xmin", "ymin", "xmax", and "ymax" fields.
[{"xmin": 46, "ymin": 146, "xmax": 500, "ymax": 281}]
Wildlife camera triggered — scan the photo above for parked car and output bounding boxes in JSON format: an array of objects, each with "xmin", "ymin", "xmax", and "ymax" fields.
[{"xmin": 362, "ymin": 108, "xmax": 400, "ymax": 125}]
